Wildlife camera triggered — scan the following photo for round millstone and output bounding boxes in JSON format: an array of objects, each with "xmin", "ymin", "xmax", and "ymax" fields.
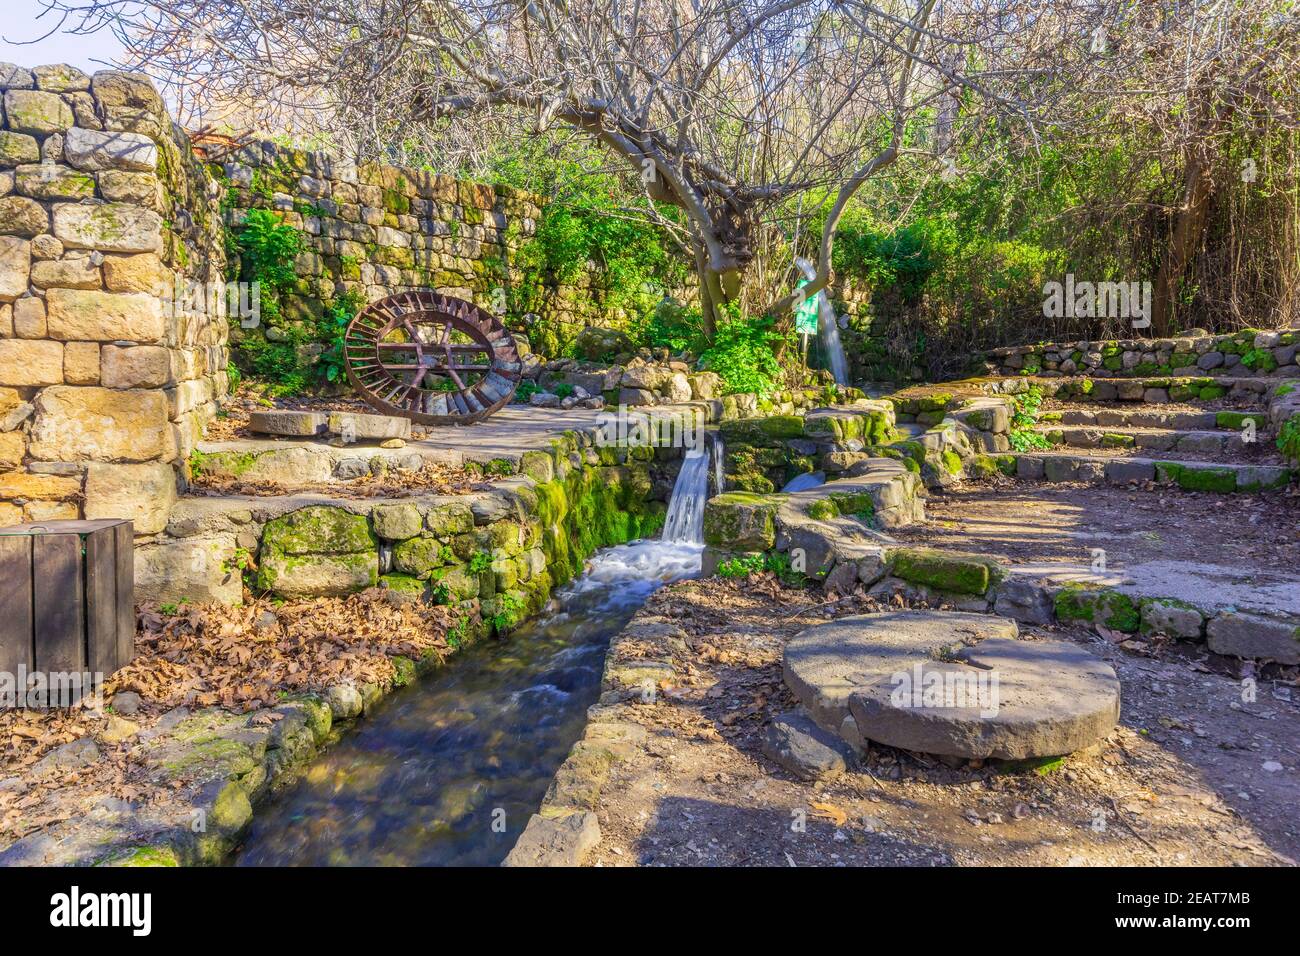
[{"xmin": 783, "ymin": 610, "xmax": 1120, "ymax": 760}]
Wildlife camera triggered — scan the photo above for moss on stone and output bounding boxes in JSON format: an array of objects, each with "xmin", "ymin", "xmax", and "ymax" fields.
[
  {"xmin": 1054, "ymin": 585, "xmax": 1139, "ymax": 633},
  {"xmin": 1156, "ymin": 462, "xmax": 1236, "ymax": 493},
  {"xmin": 261, "ymin": 506, "xmax": 375, "ymax": 556},
  {"xmin": 889, "ymin": 548, "xmax": 1000, "ymax": 595},
  {"xmin": 96, "ymin": 845, "xmax": 180, "ymax": 868}
]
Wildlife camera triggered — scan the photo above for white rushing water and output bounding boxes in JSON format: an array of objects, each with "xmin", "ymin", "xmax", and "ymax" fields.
[
  {"xmin": 662, "ymin": 442, "xmax": 712, "ymax": 545},
  {"xmin": 712, "ymin": 433, "xmax": 725, "ymax": 495},
  {"xmin": 795, "ymin": 256, "xmax": 850, "ymax": 386}
]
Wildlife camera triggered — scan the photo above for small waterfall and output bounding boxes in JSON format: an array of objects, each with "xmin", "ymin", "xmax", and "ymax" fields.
[
  {"xmin": 662, "ymin": 442, "xmax": 712, "ymax": 544},
  {"xmin": 795, "ymin": 256, "xmax": 850, "ymax": 386},
  {"xmin": 712, "ymin": 433, "xmax": 725, "ymax": 494}
]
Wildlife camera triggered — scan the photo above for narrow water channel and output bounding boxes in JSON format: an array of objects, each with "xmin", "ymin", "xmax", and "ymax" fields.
[{"xmin": 235, "ymin": 446, "xmax": 712, "ymax": 867}]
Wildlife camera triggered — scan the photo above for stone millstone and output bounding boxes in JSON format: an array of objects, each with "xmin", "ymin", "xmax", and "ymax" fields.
[
  {"xmin": 327, "ymin": 410, "xmax": 412, "ymax": 441},
  {"xmin": 784, "ymin": 610, "xmax": 1120, "ymax": 760}
]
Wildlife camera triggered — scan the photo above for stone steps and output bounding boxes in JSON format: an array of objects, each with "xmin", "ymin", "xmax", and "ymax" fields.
[
  {"xmin": 1028, "ymin": 374, "xmax": 1286, "ymax": 407},
  {"xmin": 1041, "ymin": 407, "xmax": 1265, "ymax": 430},
  {"xmin": 1031, "ymin": 425, "xmax": 1283, "ymax": 462},
  {"xmin": 1010, "ymin": 451, "xmax": 1292, "ymax": 492}
]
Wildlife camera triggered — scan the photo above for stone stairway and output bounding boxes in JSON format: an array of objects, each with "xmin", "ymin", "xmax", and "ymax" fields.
[{"xmin": 998, "ymin": 373, "xmax": 1297, "ymax": 493}]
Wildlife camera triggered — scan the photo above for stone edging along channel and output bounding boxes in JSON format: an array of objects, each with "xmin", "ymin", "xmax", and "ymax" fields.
[{"xmin": 1, "ymin": 408, "xmax": 716, "ymax": 867}]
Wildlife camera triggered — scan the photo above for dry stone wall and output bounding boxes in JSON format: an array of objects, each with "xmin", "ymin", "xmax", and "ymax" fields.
[{"xmin": 0, "ymin": 63, "xmax": 227, "ymax": 534}]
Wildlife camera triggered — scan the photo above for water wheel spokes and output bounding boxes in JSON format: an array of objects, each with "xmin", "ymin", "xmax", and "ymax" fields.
[{"xmin": 343, "ymin": 291, "xmax": 522, "ymax": 425}]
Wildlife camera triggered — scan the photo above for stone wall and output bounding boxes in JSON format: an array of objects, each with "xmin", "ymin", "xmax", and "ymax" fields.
[
  {"xmin": 0, "ymin": 63, "xmax": 228, "ymax": 533},
  {"xmin": 984, "ymin": 329, "xmax": 1300, "ymax": 378},
  {"xmin": 138, "ymin": 420, "xmax": 684, "ymax": 611},
  {"xmin": 217, "ymin": 141, "xmax": 545, "ymax": 337}
]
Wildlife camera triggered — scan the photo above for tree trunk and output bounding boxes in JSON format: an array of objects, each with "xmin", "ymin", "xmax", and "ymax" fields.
[{"xmin": 1152, "ymin": 143, "xmax": 1216, "ymax": 336}]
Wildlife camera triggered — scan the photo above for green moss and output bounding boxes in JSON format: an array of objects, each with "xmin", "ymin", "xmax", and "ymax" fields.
[
  {"xmin": 1155, "ymin": 462, "xmax": 1237, "ymax": 493},
  {"xmin": 1215, "ymin": 411, "xmax": 1264, "ymax": 430},
  {"xmin": 390, "ymin": 655, "xmax": 417, "ymax": 687},
  {"xmin": 702, "ymin": 492, "xmax": 779, "ymax": 551},
  {"xmin": 941, "ymin": 450, "xmax": 963, "ymax": 475},
  {"xmin": 719, "ymin": 415, "xmax": 806, "ymax": 445},
  {"xmin": 96, "ymin": 845, "xmax": 180, "ymax": 868},
  {"xmin": 889, "ymin": 548, "xmax": 1001, "ymax": 596},
  {"xmin": 1100, "ymin": 433, "xmax": 1135, "ymax": 448},
  {"xmin": 1198, "ymin": 385, "xmax": 1227, "ymax": 400},
  {"xmin": 261, "ymin": 506, "xmax": 376, "ymax": 555},
  {"xmin": 1053, "ymin": 585, "xmax": 1139, "ymax": 633}
]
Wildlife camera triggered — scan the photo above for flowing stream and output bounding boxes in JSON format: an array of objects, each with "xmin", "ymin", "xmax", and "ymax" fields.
[
  {"xmin": 794, "ymin": 256, "xmax": 850, "ymax": 385},
  {"xmin": 234, "ymin": 447, "xmax": 710, "ymax": 867}
]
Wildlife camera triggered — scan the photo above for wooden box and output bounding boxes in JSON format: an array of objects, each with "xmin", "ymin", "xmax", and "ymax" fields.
[{"xmin": 0, "ymin": 519, "xmax": 134, "ymax": 704}]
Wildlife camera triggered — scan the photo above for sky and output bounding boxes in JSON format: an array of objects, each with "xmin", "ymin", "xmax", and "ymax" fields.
[{"xmin": 0, "ymin": 0, "xmax": 128, "ymax": 73}]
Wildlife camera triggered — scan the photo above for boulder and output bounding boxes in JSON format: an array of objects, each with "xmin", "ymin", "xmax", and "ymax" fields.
[{"xmin": 761, "ymin": 711, "xmax": 852, "ymax": 781}]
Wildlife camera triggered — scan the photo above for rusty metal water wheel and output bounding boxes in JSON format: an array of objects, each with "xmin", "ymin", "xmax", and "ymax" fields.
[{"xmin": 343, "ymin": 291, "xmax": 522, "ymax": 425}]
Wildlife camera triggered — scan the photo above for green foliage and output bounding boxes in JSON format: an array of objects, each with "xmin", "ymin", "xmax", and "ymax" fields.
[
  {"xmin": 716, "ymin": 550, "xmax": 807, "ymax": 587},
  {"xmin": 553, "ymin": 382, "xmax": 575, "ymax": 399},
  {"xmin": 228, "ymin": 209, "xmax": 310, "ymax": 395},
  {"xmin": 699, "ymin": 308, "xmax": 790, "ymax": 395},
  {"xmin": 830, "ymin": 211, "xmax": 937, "ymax": 303},
  {"xmin": 234, "ymin": 209, "xmax": 303, "ymax": 321},
  {"xmin": 1007, "ymin": 384, "xmax": 1052, "ymax": 450},
  {"xmin": 628, "ymin": 299, "xmax": 706, "ymax": 354},
  {"xmin": 514, "ymin": 380, "xmax": 542, "ymax": 403},
  {"xmin": 468, "ymin": 551, "xmax": 494, "ymax": 574},
  {"xmin": 314, "ymin": 288, "xmax": 366, "ymax": 385},
  {"xmin": 1278, "ymin": 415, "xmax": 1300, "ymax": 464}
]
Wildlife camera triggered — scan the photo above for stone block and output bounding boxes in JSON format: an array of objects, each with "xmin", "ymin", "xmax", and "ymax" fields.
[
  {"xmin": 247, "ymin": 409, "xmax": 327, "ymax": 436},
  {"xmin": 327, "ymin": 410, "xmax": 410, "ymax": 441},
  {"xmin": 53, "ymin": 202, "xmax": 162, "ymax": 254},
  {"xmin": 3, "ymin": 90, "xmax": 74, "ymax": 134},
  {"xmin": 134, "ymin": 535, "xmax": 243, "ymax": 605},
  {"xmin": 101, "ymin": 344, "xmax": 172, "ymax": 388},
  {"xmin": 0, "ymin": 235, "xmax": 28, "ymax": 301},
  {"xmin": 83, "ymin": 461, "xmax": 176, "ymax": 534},
  {"xmin": 62, "ymin": 340, "xmax": 100, "ymax": 385},
  {"xmin": 11, "ymin": 295, "xmax": 45, "ymax": 337},
  {"xmin": 0, "ymin": 132, "xmax": 40, "ymax": 168},
  {"xmin": 45, "ymin": 287, "xmax": 163, "ymax": 341},
  {"xmin": 0, "ymin": 338, "xmax": 64, "ymax": 385},
  {"xmin": 31, "ymin": 255, "xmax": 101, "ymax": 289},
  {"xmin": 1207, "ymin": 613, "xmax": 1299, "ymax": 665},
  {"xmin": 14, "ymin": 163, "xmax": 95, "ymax": 200},
  {"xmin": 62, "ymin": 127, "xmax": 157, "ymax": 172},
  {"xmin": 0, "ymin": 195, "xmax": 48, "ymax": 235},
  {"xmin": 28, "ymin": 385, "xmax": 173, "ymax": 462}
]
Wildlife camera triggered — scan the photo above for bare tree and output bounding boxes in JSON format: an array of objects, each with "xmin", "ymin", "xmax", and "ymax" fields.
[{"xmin": 42, "ymin": 0, "xmax": 1286, "ymax": 335}]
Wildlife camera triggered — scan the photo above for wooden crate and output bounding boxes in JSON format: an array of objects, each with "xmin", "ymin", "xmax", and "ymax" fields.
[{"xmin": 0, "ymin": 519, "xmax": 134, "ymax": 705}]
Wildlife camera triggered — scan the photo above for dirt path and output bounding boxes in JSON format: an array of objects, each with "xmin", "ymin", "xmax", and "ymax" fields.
[
  {"xmin": 582, "ymin": 578, "xmax": 1298, "ymax": 867},
  {"xmin": 891, "ymin": 482, "xmax": 1300, "ymax": 571}
]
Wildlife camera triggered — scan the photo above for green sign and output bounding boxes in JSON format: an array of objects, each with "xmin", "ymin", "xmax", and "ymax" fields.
[{"xmin": 793, "ymin": 279, "xmax": 818, "ymax": 335}]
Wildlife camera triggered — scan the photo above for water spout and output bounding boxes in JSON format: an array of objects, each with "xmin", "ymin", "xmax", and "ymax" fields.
[{"xmin": 794, "ymin": 256, "xmax": 849, "ymax": 386}]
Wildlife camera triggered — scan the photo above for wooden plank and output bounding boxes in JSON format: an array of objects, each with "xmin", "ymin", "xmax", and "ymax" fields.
[
  {"xmin": 0, "ymin": 536, "xmax": 33, "ymax": 679},
  {"xmin": 33, "ymin": 533, "xmax": 85, "ymax": 677},
  {"xmin": 114, "ymin": 521, "xmax": 135, "ymax": 668},
  {"xmin": 86, "ymin": 526, "xmax": 118, "ymax": 676}
]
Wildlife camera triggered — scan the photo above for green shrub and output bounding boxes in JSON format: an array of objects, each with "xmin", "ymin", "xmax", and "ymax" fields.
[{"xmin": 699, "ymin": 308, "xmax": 789, "ymax": 395}]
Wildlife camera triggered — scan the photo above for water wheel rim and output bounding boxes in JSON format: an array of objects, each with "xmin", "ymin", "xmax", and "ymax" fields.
[{"xmin": 343, "ymin": 291, "xmax": 521, "ymax": 425}]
